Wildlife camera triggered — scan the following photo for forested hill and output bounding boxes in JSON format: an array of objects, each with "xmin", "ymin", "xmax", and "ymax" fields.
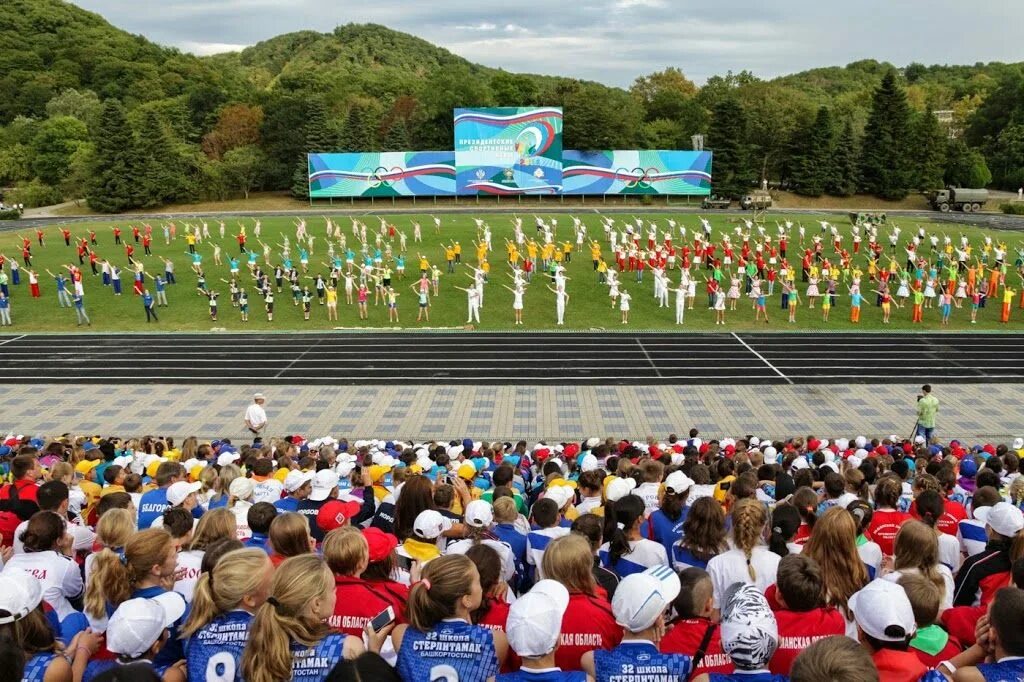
[{"xmin": 1, "ymin": 0, "xmax": 1022, "ymax": 213}]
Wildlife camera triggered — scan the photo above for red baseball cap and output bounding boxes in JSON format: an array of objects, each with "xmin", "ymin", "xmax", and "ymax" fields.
[
  {"xmin": 316, "ymin": 500, "xmax": 360, "ymax": 533},
  {"xmin": 362, "ymin": 527, "xmax": 399, "ymax": 562}
]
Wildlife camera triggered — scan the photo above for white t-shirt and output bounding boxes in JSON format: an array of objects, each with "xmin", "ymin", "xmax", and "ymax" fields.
[
  {"xmin": 633, "ymin": 482, "xmax": 661, "ymax": 518},
  {"xmin": 599, "ymin": 538, "xmax": 669, "ymax": 576},
  {"xmin": 12, "ymin": 519, "xmax": 94, "ymax": 555},
  {"xmin": 938, "ymin": 532, "xmax": 962, "ymax": 573},
  {"xmin": 244, "ymin": 403, "xmax": 267, "ymax": 428},
  {"xmin": 232, "ymin": 501, "xmax": 253, "ymax": 540},
  {"xmin": 252, "ymin": 478, "xmax": 284, "ymax": 505},
  {"xmin": 707, "ymin": 546, "xmax": 780, "ymax": 608},
  {"xmin": 3, "ymin": 550, "xmax": 83, "ymax": 620},
  {"xmin": 445, "ymin": 538, "xmax": 516, "ymax": 582},
  {"xmin": 575, "ymin": 496, "xmax": 603, "ymax": 516},
  {"xmin": 174, "ymin": 549, "xmax": 205, "ymax": 602},
  {"xmin": 883, "ymin": 565, "xmax": 955, "ymax": 610}
]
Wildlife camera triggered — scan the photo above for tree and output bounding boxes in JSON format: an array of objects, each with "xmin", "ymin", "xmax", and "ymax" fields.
[
  {"xmin": 631, "ymin": 67, "xmax": 698, "ymax": 121},
  {"xmin": 87, "ymin": 99, "xmax": 143, "ymax": 213},
  {"xmin": 792, "ymin": 106, "xmax": 833, "ymax": 197},
  {"xmin": 562, "ymin": 83, "xmax": 644, "ymax": 150},
  {"xmin": 44, "ymin": 89, "xmax": 102, "ymax": 129},
  {"xmin": 381, "ymin": 117, "xmax": 410, "ymax": 151},
  {"xmin": 201, "ymin": 103, "xmax": 264, "ymax": 159},
  {"xmin": 965, "ymin": 69, "xmax": 1024, "ymax": 150},
  {"xmin": 944, "ymin": 138, "xmax": 992, "ymax": 188},
  {"xmin": 641, "ymin": 119, "xmax": 685, "ymax": 150},
  {"xmin": 222, "ymin": 145, "xmax": 266, "ymax": 199},
  {"xmin": 827, "ymin": 120, "xmax": 859, "ymax": 196},
  {"xmin": 291, "ymin": 98, "xmax": 332, "ymax": 198},
  {"xmin": 60, "ymin": 142, "xmax": 94, "ymax": 200},
  {"xmin": 860, "ymin": 70, "xmax": 913, "ymax": 199},
  {"xmin": 30, "ymin": 115, "xmax": 89, "ymax": 186},
  {"xmin": 491, "ymin": 71, "xmax": 540, "ymax": 107},
  {"xmin": 707, "ymin": 98, "xmax": 751, "ymax": 198},
  {"xmin": 259, "ymin": 93, "xmax": 308, "ymax": 190},
  {"xmin": 135, "ymin": 109, "xmax": 190, "ymax": 207},
  {"xmin": 907, "ymin": 108, "xmax": 947, "ymax": 191},
  {"xmin": 988, "ymin": 123, "xmax": 1024, "ymax": 189}
]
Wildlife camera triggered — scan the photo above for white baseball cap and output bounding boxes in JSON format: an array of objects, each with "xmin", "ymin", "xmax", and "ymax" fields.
[
  {"xmin": 506, "ymin": 580, "xmax": 570, "ymax": 658},
  {"xmin": 107, "ymin": 592, "xmax": 186, "ymax": 659},
  {"xmin": 0, "ymin": 569, "xmax": 43, "ymax": 624},
  {"xmin": 1013, "ymin": 438, "xmax": 1024, "ymax": 450},
  {"xmin": 974, "ymin": 502, "xmax": 1024, "ymax": 538},
  {"xmin": 849, "ymin": 580, "xmax": 917, "ymax": 642},
  {"xmin": 217, "ymin": 451, "xmax": 241, "ymax": 467},
  {"xmin": 166, "ymin": 481, "xmax": 202, "ymax": 506},
  {"xmin": 309, "ymin": 470, "xmax": 340, "ymax": 501},
  {"xmin": 413, "ymin": 510, "xmax": 453, "ymax": 540},
  {"xmin": 228, "ymin": 477, "xmax": 255, "ymax": 501},
  {"xmin": 253, "ymin": 392, "xmax": 265, "ymax": 400},
  {"xmin": 762, "ymin": 446, "xmax": 778, "ymax": 464},
  {"xmin": 544, "ymin": 486, "xmax": 575, "ymax": 511},
  {"xmin": 464, "ymin": 500, "xmax": 494, "ymax": 528},
  {"xmin": 605, "ymin": 477, "xmax": 637, "ymax": 503},
  {"xmin": 580, "ymin": 454, "xmax": 598, "ymax": 472},
  {"xmin": 284, "ymin": 470, "xmax": 315, "ymax": 493},
  {"xmin": 664, "ymin": 471, "xmax": 694, "ymax": 495},
  {"xmin": 612, "ymin": 565, "xmax": 681, "ymax": 632}
]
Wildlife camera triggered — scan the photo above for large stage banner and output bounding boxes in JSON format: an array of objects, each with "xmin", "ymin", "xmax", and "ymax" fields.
[
  {"xmin": 562, "ymin": 150, "xmax": 713, "ymax": 196},
  {"xmin": 454, "ymin": 107, "xmax": 563, "ymax": 195},
  {"xmin": 308, "ymin": 151, "xmax": 456, "ymax": 198}
]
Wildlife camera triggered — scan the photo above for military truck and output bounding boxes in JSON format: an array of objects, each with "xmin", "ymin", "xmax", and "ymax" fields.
[
  {"xmin": 740, "ymin": 191, "xmax": 772, "ymax": 210},
  {"xmin": 927, "ymin": 187, "xmax": 988, "ymax": 213}
]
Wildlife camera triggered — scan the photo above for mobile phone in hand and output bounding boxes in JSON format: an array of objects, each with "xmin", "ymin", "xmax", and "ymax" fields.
[{"xmin": 370, "ymin": 606, "xmax": 396, "ymax": 633}]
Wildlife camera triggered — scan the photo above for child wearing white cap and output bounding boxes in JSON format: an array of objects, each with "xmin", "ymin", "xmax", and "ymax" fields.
[
  {"xmin": 581, "ymin": 566, "xmax": 692, "ymax": 681},
  {"xmin": 84, "ymin": 591, "xmax": 187, "ymax": 681},
  {"xmin": 849, "ymin": 580, "xmax": 943, "ymax": 682},
  {"xmin": 498, "ymin": 580, "xmax": 585, "ymax": 681},
  {"xmin": 0, "ymin": 568, "xmax": 101, "ymax": 682}
]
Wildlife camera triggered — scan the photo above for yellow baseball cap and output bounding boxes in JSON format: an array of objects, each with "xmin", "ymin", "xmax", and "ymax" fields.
[{"xmin": 75, "ymin": 459, "xmax": 101, "ymax": 476}]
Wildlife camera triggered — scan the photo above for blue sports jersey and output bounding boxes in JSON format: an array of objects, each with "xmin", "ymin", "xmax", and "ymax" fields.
[
  {"xmin": 642, "ymin": 508, "xmax": 688, "ymax": 559},
  {"xmin": 137, "ymin": 487, "xmax": 171, "ymax": 528},
  {"xmin": 497, "ymin": 669, "xmax": 588, "ymax": 682},
  {"xmin": 977, "ymin": 658, "xmax": 1024, "ymax": 682},
  {"xmin": 185, "ymin": 610, "xmax": 253, "ymax": 682},
  {"xmin": 594, "ymin": 641, "xmax": 691, "ymax": 682},
  {"xmin": 671, "ymin": 545, "xmax": 710, "ymax": 571},
  {"xmin": 290, "ymin": 633, "xmax": 348, "ymax": 682},
  {"xmin": 274, "ymin": 497, "xmax": 300, "ymax": 513},
  {"xmin": 708, "ymin": 673, "xmax": 789, "ymax": 682},
  {"xmin": 22, "ymin": 652, "xmax": 57, "ymax": 682},
  {"xmin": 397, "ymin": 619, "xmax": 500, "ymax": 682}
]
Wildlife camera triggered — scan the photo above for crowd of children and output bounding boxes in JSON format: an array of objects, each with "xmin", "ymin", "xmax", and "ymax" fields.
[{"xmin": 0, "ymin": 427, "xmax": 1023, "ymax": 681}]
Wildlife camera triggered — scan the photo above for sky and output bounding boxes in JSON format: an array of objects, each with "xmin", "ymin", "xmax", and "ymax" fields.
[{"xmin": 75, "ymin": 0, "xmax": 1022, "ymax": 87}]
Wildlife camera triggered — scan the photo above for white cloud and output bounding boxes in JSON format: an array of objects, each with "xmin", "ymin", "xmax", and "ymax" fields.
[
  {"xmin": 177, "ymin": 40, "xmax": 250, "ymax": 55},
  {"xmin": 453, "ymin": 22, "xmax": 498, "ymax": 31}
]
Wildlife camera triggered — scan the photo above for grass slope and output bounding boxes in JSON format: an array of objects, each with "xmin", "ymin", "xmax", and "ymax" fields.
[{"xmin": 0, "ymin": 213, "xmax": 1021, "ymax": 333}]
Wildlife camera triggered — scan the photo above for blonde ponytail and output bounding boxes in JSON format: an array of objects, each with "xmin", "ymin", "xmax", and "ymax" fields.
[
  {"xmin": 85, "ymin": 528, "xmax": 172, "ymax": 620},
  {"xmin": 180, "ymin": 548, "xmax": 271, "ymax": 639}
]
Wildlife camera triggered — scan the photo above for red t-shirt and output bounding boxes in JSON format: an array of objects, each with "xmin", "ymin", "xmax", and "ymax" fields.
[
  {"xmin": 868, "ymin": 509, "xmax": 912, "ymax": 556},
  {"xmin": 770, "ymin": 607, "xmax": 847, "ymax": 675},
  {"xmin": 328, "ymin": 575, "xmax": 400, "ymax": 637},
  {"xmin": 478, "ymin": 600, "xmax": 518, "ymax": 673},
  {"xmin": 871, "ymin": 648, "xmax": 930, "ymax": 682},
  {"xmin": 908, "ymin": 499, "xmax": 967, "ymax": 537},
  {"xmin": 940, "ymin": 605, "xmax": 984, "ymax": 647},
  {"xmin": 793, "ymin": 523, "xmax": 811, "ymax": 546},
  {"xmin": 555, "ymin": 592, "xmax": 622, "ymax": 671},
  {"xmin": 0, "ymin": 479, "xmax": 39, "ymax": 504},
  {"xmin": 660, "ymin": 618, "xmax": 731, "ymax": 677}
]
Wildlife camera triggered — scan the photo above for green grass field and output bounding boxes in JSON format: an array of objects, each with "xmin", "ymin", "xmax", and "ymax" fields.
[{"xmin": 0, "ymin": 213, "xmax": 1022, "ymax": 332}]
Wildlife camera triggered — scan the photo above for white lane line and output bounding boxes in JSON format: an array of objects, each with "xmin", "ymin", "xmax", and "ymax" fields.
[
  {"xmin": 636, "ymin": 339, "xmax": 664, "ymax": 379},
  {"xmin": 0, "ymin": 335, "xmax": 25, "ymax": 347},
  {"xmin": 732, "ymin": 332, "xmax": 793, "ymax": 385},
  {"xmin": 273, "ymin": 340, "xmax": 322, "ymax": 379}
]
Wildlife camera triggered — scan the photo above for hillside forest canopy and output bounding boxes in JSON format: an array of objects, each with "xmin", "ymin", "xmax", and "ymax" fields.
[{"xmin": 0, "ymin": 0, "xmax": 1020, "ymax": 212}]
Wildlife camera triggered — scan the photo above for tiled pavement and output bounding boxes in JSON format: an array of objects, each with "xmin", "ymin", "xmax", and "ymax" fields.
[{"xmin": 2, "ymin": 383, "xmax": 1021, "ymax": 443}]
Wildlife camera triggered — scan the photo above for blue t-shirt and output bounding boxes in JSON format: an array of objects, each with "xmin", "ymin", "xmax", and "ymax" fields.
[
  {"xmin": 22, "ymin": 652, "xmax": 57, "ymax": 682},
  {"xmin": 977, "ymin": 658, "xmax": 1024, "ymax": 682},
  {"xmin": 671, "ymin": 545, "xmax": 710, "ymax": 571},
  {"xmin": 397, "ymin": 619, "xmax": 500, "ymax": 682},
  {"xmin": 185, "ymin": 610, "xmax": 252, "ymax": 682},
  {"xmin": 137, "ymin": 487, "xmax": 171, "ymax": 529},
  {"xmin": 594, "ymin": 641, "xmax": 691, "ymax": 682},
  {"xmin": 498, "ymin": 669, "xmax": 588, "ymax": 682},
  {"xmin": 130, "ymin": 586, "xmax": 189, "ymax": 669},
  {"xmin": 274, "ymin": 496, "xmax": 300, "ymax": 513},
  {"xmin": 290, "ymin": 633, "xmax": 348, "ymax": 682},
  {"xmin": 245, "ymin": 533, "xmax": 271, "ymax": 554},
  {"xmin": 642, "ymin": 508, "xmax": 688, "ymax": 559}
]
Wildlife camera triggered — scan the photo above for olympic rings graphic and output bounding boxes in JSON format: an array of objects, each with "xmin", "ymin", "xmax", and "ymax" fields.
[
  {"xmin": 364, "ymin": 167, "xmax": 406, "ymax": 188},
  {"xmin": 613, "ymin": 167, "xmax": 660, "ymax": 189}
]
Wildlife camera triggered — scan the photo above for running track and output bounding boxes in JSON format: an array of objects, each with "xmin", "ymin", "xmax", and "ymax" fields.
[{"xmin": 0, "ymin": 332, "xmax": 1021, "ymax": 385}]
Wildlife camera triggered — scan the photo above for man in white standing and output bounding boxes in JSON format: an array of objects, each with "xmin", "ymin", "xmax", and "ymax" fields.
[{"xmin": 245, "ymin": 392, "xmax": 268, "ymax": 436}]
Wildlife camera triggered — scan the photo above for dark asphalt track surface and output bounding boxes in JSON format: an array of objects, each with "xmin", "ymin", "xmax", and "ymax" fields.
[{"xmin": 0, "ymin": 332, "xmax": 1021, "ymax": 385}]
